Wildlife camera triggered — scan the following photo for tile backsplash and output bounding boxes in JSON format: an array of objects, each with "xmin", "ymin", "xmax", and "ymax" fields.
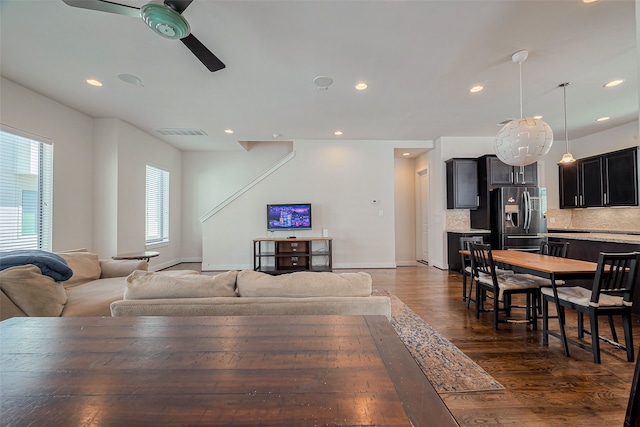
[{"xmin": 546, "ymin": 207, "xmax": 640, "ymax": 233}]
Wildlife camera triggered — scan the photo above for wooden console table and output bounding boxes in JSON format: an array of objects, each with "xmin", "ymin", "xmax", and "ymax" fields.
[
  {"xmin": 0, "ymin": 315, "xmax": 457, "ymax": 426},
  {"xmin": 254, "ymin": 237, "xmax": 332, "ymax": 274}
]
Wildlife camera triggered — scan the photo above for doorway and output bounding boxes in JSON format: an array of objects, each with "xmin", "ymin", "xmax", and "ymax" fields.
[{"xmin": 417, "ymin": 169, "xmax": 429, "ymax": 264}]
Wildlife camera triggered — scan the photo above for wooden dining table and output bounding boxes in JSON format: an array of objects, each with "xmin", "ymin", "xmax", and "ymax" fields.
[
  {"xmin": 461, "ymin": 249, "xmax": 600, "ymax": 356},
  {"xmin": 0, "ymin": 315, "xmax": 457, "ymax": 426}
]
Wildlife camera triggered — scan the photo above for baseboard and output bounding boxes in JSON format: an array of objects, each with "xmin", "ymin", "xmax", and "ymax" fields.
[
  {"xmin": 202, "ymin": 263, "xmax": 253, "ymax": 272},
  {"xmin": 180, "ymin": 257, "xmax": 203, "ymax": 263},
  {"xmin": 396, "ymin": 261, "xmax": 418, "ymax": 267},
  {"xmin": 151, "ymin": 258, "xmax": 183, "ymax": 272},
  {"xmin": 333, "ymin": 262, "xmax": 397, "ymax": 269}
]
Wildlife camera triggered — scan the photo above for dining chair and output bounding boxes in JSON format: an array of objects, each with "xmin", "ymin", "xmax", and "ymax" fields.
[
  {"xmin": 524, "ymin": 240, "xmax": 570, "ymax": 314},
  {"xmin": 625, "ymin": 344, "xmax": 640, "ymax": 427},
  {"xmin": 541, "ymin": 251, "xmax": 640, "ymax": 364},
  {"xmin": 459, "ymin": 236, "xmax": 484, "ymax": 302},
  {"xmin": 541, "ymin": 240, "xmax": 569, "ymax": 258},
  {"xmin": 469, "ymin": 242, "xmax": 540, "ymax": 330}
]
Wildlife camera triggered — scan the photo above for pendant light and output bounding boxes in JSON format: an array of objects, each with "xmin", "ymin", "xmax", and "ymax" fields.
[
  {"xmin": 558, "ymin": 82, "xmax": 576, "ymax": 163},
  {"xmin": 495, "ymin": 50, "xmax": 553, "ymax": 167}
]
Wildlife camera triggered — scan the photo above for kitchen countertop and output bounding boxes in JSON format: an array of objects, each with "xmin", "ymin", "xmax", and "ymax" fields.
[
  {"xmin": 541, "ymin": 232, "xmax": 640, "ymax": 245},
  {"xmin": 548, "ymin": 228, "xmax": 640, "ymax": 235},
  {"xmin": 446, "ymin": 229, "xmax": 491, "ymax": 234}
]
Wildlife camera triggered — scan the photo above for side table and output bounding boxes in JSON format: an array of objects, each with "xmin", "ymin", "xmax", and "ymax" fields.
[{"xmin": 112, "ymin": 251, "xmax": 160, "ymax": 263}]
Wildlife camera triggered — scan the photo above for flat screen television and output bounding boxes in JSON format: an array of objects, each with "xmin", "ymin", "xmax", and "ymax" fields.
[{"xmin": 267, "ymin": 203, "xmax": 312, "ymax": 231}]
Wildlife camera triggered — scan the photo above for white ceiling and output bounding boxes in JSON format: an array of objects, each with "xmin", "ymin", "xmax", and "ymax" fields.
[{"xmin": 1, "ymin": 0, "xmax": 637, "ymax": 152}]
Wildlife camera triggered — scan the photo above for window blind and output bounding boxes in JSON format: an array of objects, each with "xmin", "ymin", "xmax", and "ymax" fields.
[
  {"xmin": 145, "ymin": 164, "xmax": 169, "ymax": 244},
  {"xmin": 0, "ymin": 125, "xmax": 53, "ymax": 252}
]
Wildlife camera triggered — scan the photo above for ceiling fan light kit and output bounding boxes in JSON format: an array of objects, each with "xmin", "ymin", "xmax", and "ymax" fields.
[
  {"xmin": 494, "ymin": 50, "xmax": 553, "ymax": 167},
  {"xmin": 140, "ymin": 3, "xmax": 190, "ymax": 39},
  {"xmin": 61, "ymin": 0, "xmax": 225, "ymax": 72}
]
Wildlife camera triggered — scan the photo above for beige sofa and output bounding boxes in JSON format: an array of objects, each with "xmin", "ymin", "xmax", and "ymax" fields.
[
  {"xmin": 0, "ymin": 250, "xmax": 147, "ymax": 321},
  {"xmin": 110, "ymin": 269, "xmax": 391, "ymax": 319}
]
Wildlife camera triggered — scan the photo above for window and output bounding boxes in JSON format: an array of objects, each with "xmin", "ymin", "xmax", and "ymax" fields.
[
  {"xmin": 145, "ymin": 164, "xmax": 169, "ymax": 245},
  {"xmin": 0, "ymin": 126, "xmax": 53, "ymax": 252}
]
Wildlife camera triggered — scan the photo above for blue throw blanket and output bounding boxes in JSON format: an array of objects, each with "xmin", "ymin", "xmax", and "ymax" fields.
[{"xmin": 0, "ymin": 250, "xmax": 73, "ymax": 282}]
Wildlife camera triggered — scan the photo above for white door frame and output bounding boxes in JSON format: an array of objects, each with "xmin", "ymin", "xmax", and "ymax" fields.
[{"xmin": 417, "ymin": 168, "xmax": 429, "ymax": 264}]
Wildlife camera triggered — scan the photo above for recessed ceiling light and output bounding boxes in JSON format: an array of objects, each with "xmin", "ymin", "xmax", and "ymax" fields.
[
  {"xmin": 596, "ymin": 116, "xmax": 610, "ymax": 122},
  {"xmin": 583, "ymin": 0, "xmax": 597, "ymax": 3},
  {"xmin": 355, "ymin": 82, "xmax": 368, "ymax": 91},
  {"xmin": 402, "ymin": 152, "xmax": 411, "ymax": 156},
  {"xmin": 86, "ymin": 79, "xmax": 103, "ymax": 87},
  {"xmin": 533, "ymin": 115, "xmax": 543, "ymax": 120},
  {"xmin": 334, "ymin": 131, "xmax": 343, "ymax": 136},
  {"xmin": 604, "ymin": 79, "xmax": 624, "ymax": 88},
  {"xmin": 469, "ymin": 85, "xmax": 483, "ymax": 93},
  {"xmin": 224, "ymin": 129, "xmax": 234, "ymax": 134}
]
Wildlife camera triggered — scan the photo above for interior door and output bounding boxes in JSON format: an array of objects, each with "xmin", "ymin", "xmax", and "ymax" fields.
[{"xmin": 419, "ymin": 170, "xmax": 429, "ymax": 263}]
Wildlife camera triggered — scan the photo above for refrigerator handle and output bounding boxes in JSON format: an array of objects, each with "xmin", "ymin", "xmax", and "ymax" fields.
[{"xmin": 523, "ymin": 191, "xmax": 531, "ymax": 231}]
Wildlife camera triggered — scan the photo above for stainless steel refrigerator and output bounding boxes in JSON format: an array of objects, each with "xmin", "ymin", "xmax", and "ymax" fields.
[{"xmin": 489, "ymin": 187, "xmax": 547, "ymax": 251}]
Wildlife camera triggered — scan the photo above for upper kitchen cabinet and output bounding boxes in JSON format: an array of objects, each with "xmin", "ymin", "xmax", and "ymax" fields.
[
  {"xmin": 478, "ymin": 155, "xmax": 538, "ymax": 187},
  {"xmin": 605, "ymin": 147, "xmax": 639, "ymax": 206},
  {"xmin": 446, "ymin": 158, "xmax": 479, "ymax": 209},
  {"xmin": 559, "ymin": 147, "xmax": 638, "ymax": 208}
]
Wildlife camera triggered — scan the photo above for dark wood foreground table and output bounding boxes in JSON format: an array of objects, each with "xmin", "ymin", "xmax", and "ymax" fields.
[{"xmin": 0, "ymin": 315, "xmax": 457, "ymax": 426}]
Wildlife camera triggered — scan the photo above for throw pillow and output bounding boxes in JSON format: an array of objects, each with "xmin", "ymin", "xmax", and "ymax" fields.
[
  {"xmin": 124, "ymin": 270, "xmax": 238, "ymax": 300},
  {"xmin": 0, "ymin": 265, "xmax": 67, "ymax": 317},
  {"xmin": 58, "ymin": 252, "xmax": 102, "ymax": 288}
]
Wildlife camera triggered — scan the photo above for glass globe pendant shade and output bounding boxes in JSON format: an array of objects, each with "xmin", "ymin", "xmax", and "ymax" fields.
[
  {"xmin": 494, "ymin": 117, "xmax": 554, "ymax": 167},
  {"xmin": 140, "ymin": 4, "xmax": 190, "ymax": 39}
]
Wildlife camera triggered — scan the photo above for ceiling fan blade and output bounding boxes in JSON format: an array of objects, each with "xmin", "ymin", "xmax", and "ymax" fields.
[
  {"xmin": 61, "ymin": 0, "xmax": 140, "ymax": 18},
  {"xmin": 181, "ymin": 34, "xmax": 226, "ymax": 72},
  {"xmin": 164, "ymin": 0, "xmax": 194, "ymax": 14}
]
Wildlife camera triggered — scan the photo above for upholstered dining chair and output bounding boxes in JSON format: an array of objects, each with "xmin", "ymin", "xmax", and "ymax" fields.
[
  {"xmin": 469, "ymin": 243, "xmax": 540, "ymax": 330},
  {"xmin": 459, "ymin": 236, "xmax": 484, "ymax": 302},
  {"xmin": 542, "ymin": 251, "xmax": 640, "ymax": 364}
]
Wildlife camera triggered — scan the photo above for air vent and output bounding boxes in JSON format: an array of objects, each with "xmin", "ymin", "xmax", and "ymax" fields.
[{"xmin": 154, "ymin": 128, "xmax": 208, "ymax": 136}]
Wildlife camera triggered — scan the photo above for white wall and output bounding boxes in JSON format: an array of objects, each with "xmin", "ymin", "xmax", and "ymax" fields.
[
  {"xmin": 181, "ymin": 141, "xmax": 293, "ymax": 261},
  {"xmin": 198, "ymin": 139, "xmax": 404, "ymax": 270},
  {"xmin": 1, "ymin": 79, "xmax": 183, "ymax": 267},
  {"xmin": 0, "ymin": 77, "xmax": 94, "ymax": 252}
]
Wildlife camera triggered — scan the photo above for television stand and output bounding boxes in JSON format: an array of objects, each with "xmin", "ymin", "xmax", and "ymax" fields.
[{"xmin": 253, "ymin": 237, "xmax": 333, "ymax": 275}]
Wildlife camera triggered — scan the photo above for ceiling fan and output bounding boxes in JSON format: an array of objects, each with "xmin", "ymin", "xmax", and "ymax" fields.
[{"xmin": 61, "ymin": 0, "xmax": 225, "ymax": 72}]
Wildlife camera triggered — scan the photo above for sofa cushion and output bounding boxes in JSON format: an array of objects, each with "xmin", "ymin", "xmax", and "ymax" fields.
[
  {"xmin": 0, "ymin": 265, "xmax": 67, "ymax": 317},
  {"xmin": 124, "ymin": 270, "xmax": 238, "ymax": 300},
  {"xmin": 236, "ymin": 270, "xmax": 372, "ymax": 298},
  {"xmin": 58, "ymin": 252, "xmax": 102, "ymax": 288},
  {"xmin": 62, "ymin": 277, "xmax": 127, "ymax": 317}
]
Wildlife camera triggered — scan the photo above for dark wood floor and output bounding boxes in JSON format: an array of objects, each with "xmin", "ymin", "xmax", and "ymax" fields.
[{"xmin": 169, "ymin": 263, "xmax": 639, "ymax": 426}]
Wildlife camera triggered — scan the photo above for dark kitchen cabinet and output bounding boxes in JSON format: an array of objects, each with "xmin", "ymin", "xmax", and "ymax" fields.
[
  {"xmin": 581, "ymin": 156, "xmax": 605, "ymax": 207},
  {"xmin": 559, "ymin": 147, "xmax": 638, "ymax": 208},
  {"xmin": 446, "ymin": 158, "xmax": 478, "ymax": 209},
  {"xmin": 559, "ymin": 161, "xmax": 579, "ymax": 208},
  {"xmin": 604, "ymin": 147, "xmax": 639, "ymax": 206},
  {"xmin": 485, "ymin": 155, "xmax": 537, "ymax": 186}
]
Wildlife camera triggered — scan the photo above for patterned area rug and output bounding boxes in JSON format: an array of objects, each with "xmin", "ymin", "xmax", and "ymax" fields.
[{"xmin": 374, "ymin": 290, "xmax": 504, "ymax": 393}]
